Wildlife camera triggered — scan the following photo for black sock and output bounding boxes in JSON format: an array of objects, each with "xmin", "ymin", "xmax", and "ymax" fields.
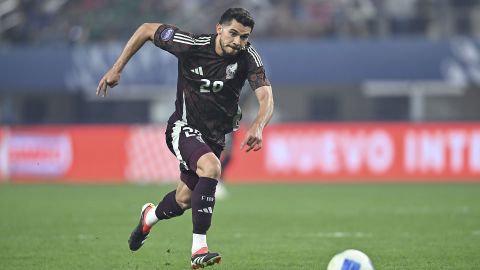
[
  {"xmin": 191, "ymin": 177, "xmax": 218, "ymax": 234},
  {"xmin": 155, "ymin": 190, "xmax": 185, "ymax": 220}
]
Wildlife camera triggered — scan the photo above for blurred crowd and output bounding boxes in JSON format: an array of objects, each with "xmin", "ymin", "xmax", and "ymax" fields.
[{"xmin": 1, "ymin": 0, "xmax": 480, "ymax": 45}]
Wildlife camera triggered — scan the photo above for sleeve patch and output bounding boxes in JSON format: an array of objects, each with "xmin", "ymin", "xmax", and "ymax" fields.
[{"xmin": 160, "ymin": 27, "xmax": 175, "ymax": 41}]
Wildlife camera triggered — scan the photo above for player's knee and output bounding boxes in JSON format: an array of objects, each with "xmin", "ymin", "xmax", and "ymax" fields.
[
  {"xmin": 198, "ymin": 162, "xmax": 221, "ymax": 179},
  {"xmin": 175, "ymin": 193, "xmax": 191, "ymax": 210},
  {"xmin": 196, "ymin": 158, "xmax": 222, "ymax": 179}
]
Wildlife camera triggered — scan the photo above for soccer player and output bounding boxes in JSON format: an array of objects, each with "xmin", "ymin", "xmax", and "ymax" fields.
[{"xmin": 96, "ymin": 7, "xmax": 274, "ymax": 269}]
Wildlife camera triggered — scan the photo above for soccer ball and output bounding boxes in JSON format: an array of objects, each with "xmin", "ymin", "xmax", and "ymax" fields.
[{"xmin": 327, "ymin": 249, "xmax": 374, "ymax": 270}]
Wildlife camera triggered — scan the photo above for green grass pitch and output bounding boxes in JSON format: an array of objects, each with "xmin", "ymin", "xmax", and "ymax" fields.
[{"xmin": 1, "ymin": 183, "xmax": 479, "ymax": 269}]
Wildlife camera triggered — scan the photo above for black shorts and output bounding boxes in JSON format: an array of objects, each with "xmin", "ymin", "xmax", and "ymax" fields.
[{"xmin": 165, "ymin": 120, "xmax": 223, "ymax": 190}]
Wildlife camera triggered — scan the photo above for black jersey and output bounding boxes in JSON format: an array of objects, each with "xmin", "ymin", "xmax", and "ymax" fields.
[{"xmin": 153, "ymin": 24, "xmax": 270, "ymax": 146}]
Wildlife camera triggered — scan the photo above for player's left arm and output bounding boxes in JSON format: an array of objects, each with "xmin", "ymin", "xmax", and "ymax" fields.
[{"xmin": 240, "ymin": 85, "xmax": 274, "ymax": 152}]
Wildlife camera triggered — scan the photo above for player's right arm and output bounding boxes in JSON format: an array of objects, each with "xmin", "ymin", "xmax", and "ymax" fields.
[{"xmin": 96, "ymin": 23, "xmax": 161, "ymax": 97}]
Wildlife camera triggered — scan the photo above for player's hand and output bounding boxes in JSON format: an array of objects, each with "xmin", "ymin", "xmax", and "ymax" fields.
[
  {"xmin": 240, "ymin": 124, "xmax": 263, "ymax": 152},
  {"xmin": 96, "ymin": 69, "xmax": 121, "ymax": 97}
]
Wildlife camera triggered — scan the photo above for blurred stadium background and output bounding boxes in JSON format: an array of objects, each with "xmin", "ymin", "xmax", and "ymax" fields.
[{"xmin": 1, "ymin": 1, "xmax": 480, "ymax": 269}]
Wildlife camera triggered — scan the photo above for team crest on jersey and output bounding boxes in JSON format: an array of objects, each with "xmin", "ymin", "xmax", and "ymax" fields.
[{"xmin": 226, "ymin": 62, "xmax": 238, "ymax": 80}]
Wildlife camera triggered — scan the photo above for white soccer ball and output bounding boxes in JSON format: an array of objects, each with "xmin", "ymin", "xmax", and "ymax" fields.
[{"xmin": 327, "ymin": 249, "xmax": 374, "ymax": 270}]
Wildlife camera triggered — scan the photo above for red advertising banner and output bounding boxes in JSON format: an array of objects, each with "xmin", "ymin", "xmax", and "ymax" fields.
[
  {"xmin": 0, "ymin": 126, "xmax": 130, "ymax": 182},
  {"xmin": 226, "ymin": 123, "xmax": 480, "ymax": 182},
  {"xmin": 1, "ymin": 123, "xmax": 479, "ymax": 183},
  {"xmin": 0, "ymin": 125, "xmax": 179, "ymax": 183},
  {"xmin": 0, "ymin": 128, "xmax": 6, "ymax": 181},
  {"xmin": 124, "ymin": 126, "xmax": 180, "ymax": 183}
]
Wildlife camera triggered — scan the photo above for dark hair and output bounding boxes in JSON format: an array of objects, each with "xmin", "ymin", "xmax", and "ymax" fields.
[{"xmin": 219, "ymin": 8, "xmax": 255, "ymax": 30}]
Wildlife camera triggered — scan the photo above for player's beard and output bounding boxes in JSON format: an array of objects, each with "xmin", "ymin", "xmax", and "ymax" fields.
[{"xmin": 220, "ymin": 39, "xmax": 239, "ymax": 56}]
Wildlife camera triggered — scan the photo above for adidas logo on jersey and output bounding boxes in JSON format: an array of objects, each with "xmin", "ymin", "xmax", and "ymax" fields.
[
  {"xmin": 197, "ymin": 207, "xmax": 213, "ymax": 213},
  {"xmin": 191, "ymin": 67, "xmax": 204, "ymax": 76}
]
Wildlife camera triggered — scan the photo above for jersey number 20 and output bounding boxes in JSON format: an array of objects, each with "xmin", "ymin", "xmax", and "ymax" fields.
[{"xmin": 200, "ymin": 79, "xmax": 224, "ymax": 93}]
